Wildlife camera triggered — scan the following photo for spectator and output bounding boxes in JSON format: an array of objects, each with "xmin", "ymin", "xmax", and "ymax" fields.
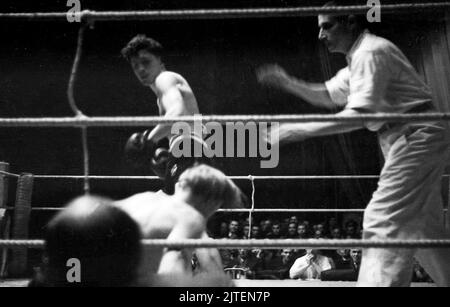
[
  {"xmin": 350, "ymin": 249, "xmax": 362, "ymax": 270},
  {"xmin": 217, "ymin": 221, "xmax": 229, "ymax": 238},
  {"xmin": 228, "ymin": 220, "xmax": 240, "ymax": 239},
  {"xmin": 301, "ymin": 220, "xmax": 312, "ymax": 236},
  {"xmin": 289, "ymin": 216, "xmax": 299, "ymax": 225},
  {"xmin": 332, "ymin": 249, "xmax": 353, "ymax": 270},
  {"xmin": 313, "ymin": 229, "xmax": 325, "ymax": 239},
  {"xmin": 280, "ymin": 218, "xmax": 291, "ymax": 236},
  {"xmin": 267, "ymin": 222, "xmax": 283, "ymax": 239},
  {"xmin": 251, "ymin": 225, "xmax": 262, "ymax": 239},
  {"xmin": 230, "ymin": 249, "xmax": 262, "ymax": 279},
  {"xmin": 289, "ymin": 249, "xmax": 334, "ymax": 280},
  {"xmin": 320, "ymin": 249, "xmax": 360, "ymax": 282},
  {"xmin": 251, "ymin": 250, "xmax": 283, "ymax": 279},
  {"xmin": 220, "ymin": 249, "xmax": 240, "ymax": 270},
  {"xmin": 330, "ymin": 227, "xmax": 342, "ymax": 239},
  {"xmin": 327, "ymin": 217, "xmax": 339, "ymax": 235},
  {"xmin": 260, "ymin": 219, "xmax": 273, "ymax": 238},
  {"xmin": 297, "ymin": 224, "xmax": 309, "ymax": 239},
  {"xmin": 286, "ymin": 222, "xmax": 298, "ymax": 239},
  {"xmin": 241, "ymin": 224, "xmax": 250, "ymax": 239},
  {"xmin": 344, "ymin": 220, "xmax": 358, "ymax": 239},
  {"xmin": 315, "ymin": 223, "xmax": 326, "ymax": 235},
  {"xmin": 276, "ymin": 249, "xmax": 298, "ymax": 279}
]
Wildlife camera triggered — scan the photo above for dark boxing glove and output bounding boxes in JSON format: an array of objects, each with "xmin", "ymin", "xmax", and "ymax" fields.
[
  {"xmin": 150, "ymin": 147, "xmax": 170, "ymax": 178},
  {"xmin": 124, "ymin": 130, "xmax": 157, "ymax": 169}
]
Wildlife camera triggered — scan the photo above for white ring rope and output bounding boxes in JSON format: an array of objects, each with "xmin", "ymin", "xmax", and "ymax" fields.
[
  {"xmin": 0, "ymin": 113, "xmax": 449, "ymax": 127},
  {"xmin": 20, "ymin": 207, "xmax": 369, "ymax": 213},
  {"xmin": 3, "ymin": 173, "xmax": 450, "ymax": 180},
  {"xmin": 17, "ymin": 207, "xmax": 449, "ymax": 214},
  {"xmin": 0, "ymin": 3, "xmax": 449, "ymax": 21},
  {"xmin": 28, "ymin": 175, "xmax": 384, "ymax": 180},
  {"xmin": 1, "ymin": 239, "xmax": 450, "ymax": 250}
]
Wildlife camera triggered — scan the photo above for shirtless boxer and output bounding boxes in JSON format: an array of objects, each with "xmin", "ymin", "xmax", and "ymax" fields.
[
  {"xmin": 114, "ymin": 164, "xmax": 244, "ymax": 286},
  {"xmin": 122, "ymin": 35, "xmax": 207, "ymax": 194}
]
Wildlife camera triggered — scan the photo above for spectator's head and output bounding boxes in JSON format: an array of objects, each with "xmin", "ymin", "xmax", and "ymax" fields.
[
  {"xmin": 288, "ymin": 223, "xmax": 297, "ymax": 237},
  {"xmin": 315, "ymin": 223, "xmax": 325, "ymax": 233},
  {"xmin": 350, "ymin": 249, "xmax": 362, "ymax": 265},
  {"xmin": 289, "ymin": 216, "xmax": 298, "ymax": 224},
  {"xmin": 242, "ymin": 224, "xmax": 250, "ymax": 238},
  {"xmin": 261, "ymin": 219, "xmax": 273, "ymax": 233},
  {"xmin": 314, "ymin": 229, "xmax": 324, "ymax": 239},
  {"xmin": 331, "ymin": 227, "xmax": 342, "ymax": 239},
  {"xmin": 229, "ymin": 220, "xmax": 240, "ymax": 234},
  {"xmin": 281, "ymin": 249, "xmax": 296, "ymax": 264},
  {"xmin": 271, "ymin": 222, "xmax": 281, "ymax": 236},
  {"xmin": 336, "ymin": 249, "xmax": 350, "ymax": 258},
  {"xmin": 251, "ymin": 225, "xmax": 261, "ymax": 239},
  {"xmin": 42, "ymin": 195, "xmax": 141, "ymax": 287},
  {"xmin": 344, "ymin": 220, "xmax": 358, "ymax": 237},
  {"xmin": 239, "ymin": 249, "xmax": 252, "ymax": 260},
  {"xmin": 218, "ymin": 221, "xmax": 229, "ymax": 237},
  {"xmin": 297, "ymin": 224, "xmax": 307, "ymax": 238}
]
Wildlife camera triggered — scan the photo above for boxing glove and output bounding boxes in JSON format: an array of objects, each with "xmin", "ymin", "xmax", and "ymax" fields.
[
  {"xmin": 124, "ymin": 130, "xmax": 156, "ymax": 169},
  {"xmin": 150, "ymin": 147, "xmax": 170, "ymax": 178}
]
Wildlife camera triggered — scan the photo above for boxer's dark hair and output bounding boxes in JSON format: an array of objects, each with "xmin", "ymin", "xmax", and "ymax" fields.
[{"xmin": 121, "ymin": 34, "xmax": 164, "ymax": 62}]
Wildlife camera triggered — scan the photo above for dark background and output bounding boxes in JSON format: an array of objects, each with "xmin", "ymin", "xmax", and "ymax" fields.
[{"xmin": 0, "ymin": 0, "xmax": 448, "ymax": 248}]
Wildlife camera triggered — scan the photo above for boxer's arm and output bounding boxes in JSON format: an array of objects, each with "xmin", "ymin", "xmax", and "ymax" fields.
[
  {"xmin": 194, "ymin": 232, "xmax": 226, "ymax": 274},
  {"xmin": 257, "ymin": 64, "xmax": 335, "ymax": 109},
  {"xmin": 157, "ymin": 216, "xmax": 205, "ymax": 275},
  {"xmin": 266, "ymin": 108, "xmax": 365, "ymax": 146},
  {"xmin": 146, "ymin": 73, "xmax": 190, "ymax": 143}
]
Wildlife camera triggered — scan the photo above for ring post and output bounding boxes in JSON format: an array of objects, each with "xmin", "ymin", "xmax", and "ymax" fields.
[
  {"xmin": 9, "ymin": 173, "xmax": 34, "ymax": 277},
  {"xmin": 0, "ymin": 162, "xmax": 10, "ymax": 277}
]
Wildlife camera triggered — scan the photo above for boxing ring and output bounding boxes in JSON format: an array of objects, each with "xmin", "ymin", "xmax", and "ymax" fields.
[{"xmin": 1, "ymin": 3, "xmax": 450, "ymax": 286}]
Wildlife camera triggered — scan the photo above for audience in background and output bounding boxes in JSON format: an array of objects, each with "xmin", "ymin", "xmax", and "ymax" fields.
[{"xmin": 213, "ymin": 216, "xmax": 433, "ymax": 283}]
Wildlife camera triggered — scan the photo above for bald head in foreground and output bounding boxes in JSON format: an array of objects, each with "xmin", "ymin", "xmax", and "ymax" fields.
[{"xmin": 33, "ymin": 195, "xmax": 142, "ymax": 287}]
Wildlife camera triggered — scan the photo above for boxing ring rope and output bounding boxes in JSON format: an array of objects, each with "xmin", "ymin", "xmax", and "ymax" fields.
[
  {"xmin": 1, "ymin": 239, "xmax": 450, "ymax": 250},
  {"xmin": 1, "ymin": 113, "xmax": 450, "ymax": 127},
  {"xmin": 67, "ymin": 22, "xmax": 90, "ymax": 194},
  {"xmin": 248, "ymin": 176, "xmax": 256, "ymax": 239},
  {"xmin": 0, "ymin": 3, "xmax": 449, "ymax": 21},
  {"xmin": 1, "ymin": 170, "xmax": 449, "ymax": 214},
  {"xmin": 2, "ymin": 172, "xmax": 449, "ymax": 181},
  {"xmin": 3, "ymin": 113, "xmax": 446, "ymax": 198}
]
